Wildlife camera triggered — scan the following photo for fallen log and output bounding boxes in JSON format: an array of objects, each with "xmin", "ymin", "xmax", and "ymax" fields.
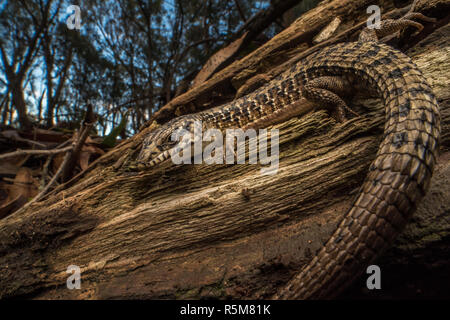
[{"xmin": 0, "ymin": 2, "xmax": 448, "ymax": 300}]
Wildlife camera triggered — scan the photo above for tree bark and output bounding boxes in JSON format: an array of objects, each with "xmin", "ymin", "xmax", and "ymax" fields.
[
  {"xmin": 0, "ymin": 1, "xmax": 448, "ymax": 300},
  {"xmin": 9, "ymin": 81, "xmax": 33, "ymax": 130}
]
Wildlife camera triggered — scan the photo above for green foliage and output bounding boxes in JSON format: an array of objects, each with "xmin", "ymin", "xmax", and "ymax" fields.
[{"xmin": 101, "ymin": 109, "xmax": 130, "ymax": 147}]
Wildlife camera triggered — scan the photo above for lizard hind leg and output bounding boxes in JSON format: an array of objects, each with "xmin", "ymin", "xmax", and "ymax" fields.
[{"xmin": 302, "ymin": 76, "xmax": 359, "ymax": 123}]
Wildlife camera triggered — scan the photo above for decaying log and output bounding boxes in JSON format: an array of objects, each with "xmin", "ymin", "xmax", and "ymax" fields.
[{"xmin": 0, "ymin": 4, "xmax": 449, "ymax": 299}]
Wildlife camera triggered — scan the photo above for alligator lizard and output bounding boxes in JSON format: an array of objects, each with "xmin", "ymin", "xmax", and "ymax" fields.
[{"xmin": 136, "ymin": 5, "xmax": 440, "ymax": 299}]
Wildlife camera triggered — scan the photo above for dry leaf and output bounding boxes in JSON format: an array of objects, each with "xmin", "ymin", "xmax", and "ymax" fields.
[
  {"xmin": 79, "ymin": 145, "xmax": 105, "ymax": 170},
  {"xmin": 0, "ymin": 194, "xmax": 27, "ymax": 219},
  {"xmin": 52, "ymin": 152, "xmax": 65, "ymax": 173},
  {"xmin": 0, "ymin": 167, "xmax": 38, "ymax": 218},
  {"xmin": 0, "ymin": 160, "xmax": 21, "ymax": 176},
  {"xmin": 8, "ymin": 167, "xmax": 38, "ymax": 200},
  {"xmin": 313, "ymin": 16, "xmax": 342, "ymax": 44},
  {"xmin": 192, "ymin": 31, "xmax": 249, "ymax": 87}
]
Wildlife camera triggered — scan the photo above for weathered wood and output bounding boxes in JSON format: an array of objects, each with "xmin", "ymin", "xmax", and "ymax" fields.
[{"xmin": 0, "ymin": 7, "xmax": 449, "ymax": 300}]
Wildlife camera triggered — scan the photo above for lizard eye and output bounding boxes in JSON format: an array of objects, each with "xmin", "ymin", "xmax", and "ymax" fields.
[{"xmin": 162, "ymin": 138, "xmax": 178, "ymax": 149}]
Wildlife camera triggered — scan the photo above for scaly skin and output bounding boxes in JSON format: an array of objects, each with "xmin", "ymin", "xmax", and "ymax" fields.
[{"xmin": 137, "ymin": 13, "xmax": 440, "ymax": 299}]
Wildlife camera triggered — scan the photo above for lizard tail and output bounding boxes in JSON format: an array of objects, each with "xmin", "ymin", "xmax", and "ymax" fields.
[{"xmin": 274, "ymin": 42, "xmax": 440, "ymax": 299}]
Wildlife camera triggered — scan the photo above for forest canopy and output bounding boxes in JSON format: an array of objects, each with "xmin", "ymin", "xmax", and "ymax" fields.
[{"xmin": 0, "ymin": 0, "xmax": 317, "ymax": 136}]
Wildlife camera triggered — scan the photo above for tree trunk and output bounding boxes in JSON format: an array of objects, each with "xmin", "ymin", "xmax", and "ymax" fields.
[
  {"xmin": 0, "ymin": 1, "xmax": 448, "ymax": 300},
  {"xmin": 10, "ymin": 79, "xmax": 32, "ymax": 130}
]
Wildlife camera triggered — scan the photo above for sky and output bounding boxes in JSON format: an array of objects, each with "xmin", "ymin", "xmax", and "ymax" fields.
[{"xmin": 0, "ymin": 0, "xmax": 277, "ymax": 134}]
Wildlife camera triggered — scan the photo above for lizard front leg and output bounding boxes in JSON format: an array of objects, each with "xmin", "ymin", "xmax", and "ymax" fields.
[{"xmin": 302, "ymin": 76, "xmax": 359, "ymax": 122}]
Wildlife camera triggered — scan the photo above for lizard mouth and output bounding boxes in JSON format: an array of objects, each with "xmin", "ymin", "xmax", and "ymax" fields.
[
  {"xmin": 149, "ymin": 150, "xmax": 172, "ymax": 166},
  {"xmin": 136, "ymin": 162, "xmax": 148, "ymax": 170},
  {"xmin": 137, "ymin": 149, "xmax": 172, "ymax": 168}
]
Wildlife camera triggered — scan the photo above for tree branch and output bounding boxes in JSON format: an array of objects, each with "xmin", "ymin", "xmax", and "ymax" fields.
[
  {"xmin": 0, "ymin": 145, "xmax": 73, "ymax": 161},
  {"xmin": 233, "ymin": 0, "xmax": 247, "ymax": 22}
]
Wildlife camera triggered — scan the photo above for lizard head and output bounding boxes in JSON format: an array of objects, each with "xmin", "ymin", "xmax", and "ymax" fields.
[
  {"xmin": 136, "ymin": 127, "xmax": 177, "ymax": 168},
  {"xmin": 136, "ymin": 116, "xmax": 197, "ymax": 168}
]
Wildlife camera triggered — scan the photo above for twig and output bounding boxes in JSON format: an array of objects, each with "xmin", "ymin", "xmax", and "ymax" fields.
[
  {"xmin": 54, "ymin": 138, "xmax": 73, "ymax": 149},
  {"xmin": 62, "ymin": 122, "xmax": 94, "ymax": 182},
  {"xmin": 40, "ymin": 153, "xmax": 54, "ymax": 189},
  {"xmin": 410, "ymin": 0, "xmax": 420, "ymax": 13},
  {"xmin": 12, "ymin": 136, "xmax": 48, "ymax": 148},
  {"xmin": 17, "ymin": 122, "xmax": 94, "ymax": 211},
  {"xmin": 233, "ymin": 0, "xmax": 247, "ymax": 22},
  {"xmin": 20, "ymin": 146, "xmax": 72, "ymax": 211},
  {"xmin": 0, "ymin": 145, "xmax": 73, "ymax": 160}
]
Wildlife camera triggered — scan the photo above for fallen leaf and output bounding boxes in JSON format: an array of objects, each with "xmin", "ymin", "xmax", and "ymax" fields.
[
  {"xmin": 0, "ymin": 167, "xmax": 38, "ymax": 219},
  {"xmin": 192, "ymin": 31, "xmax": 249, "ymax": 88},
  {"xmin": 52, "ymin": 153, "xmax": 65, "ymax": 173},
  {"xmin": 8, "ymin": 167, "xmax": 38, "ymax": 200},
  {"xmin": 0, "ymin": 194, "xmax": 27, "ymax": 219},
  {"xmin": 79, "ymin": 145, "xmax": 105, "ymax": 170}
]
